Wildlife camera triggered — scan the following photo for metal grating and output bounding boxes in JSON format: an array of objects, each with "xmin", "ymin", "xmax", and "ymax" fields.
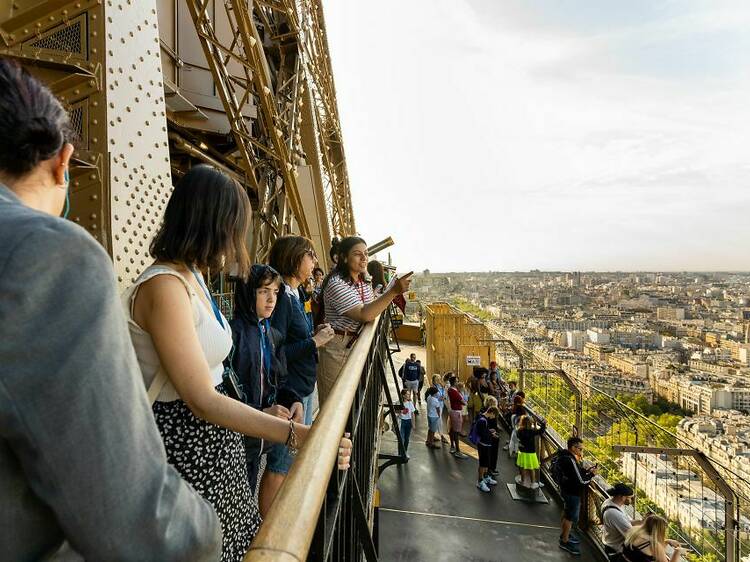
[
  {"xmin": 29, "ymin": 19, "xmax": 83, "ymax": 54},
  {"xmin": 68, "ymin": 105, "xmax": 83, "ymax": 140},
  {"xmin": 67, "ymin": 101, "xmax": 88, "ymax": 149}
]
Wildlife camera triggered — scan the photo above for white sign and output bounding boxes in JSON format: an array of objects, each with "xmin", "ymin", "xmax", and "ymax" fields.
[{"xmin": 466, "ymin": 355, "xmax": 481, "ymax": 366}]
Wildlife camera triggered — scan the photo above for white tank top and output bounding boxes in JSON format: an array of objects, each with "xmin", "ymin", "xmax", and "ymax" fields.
[{"xmin": 123, "ymin": 265, "xmax": 232, "ymax": 402}]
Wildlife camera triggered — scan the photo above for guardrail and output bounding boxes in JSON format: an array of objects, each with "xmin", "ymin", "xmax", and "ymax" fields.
[
  {"xmin": 490, "ymin": 336, "xmax": 750, "ymax": 562},
  {"xmin": 245, "ymin": 313, "xmax": 402, "ymax": 561}
]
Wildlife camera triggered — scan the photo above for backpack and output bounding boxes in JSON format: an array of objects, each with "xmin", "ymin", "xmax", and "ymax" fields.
[
  {"xmin": 468, "ymin": 416, "xmax": 484, "ymax": 445},
  {"xmin": 550, "ymin": 451, "xmax": 568, "ymax": 486},
  {"xmin": 600, "ymin": 504, "xmax": 622, "ymax": 523}
]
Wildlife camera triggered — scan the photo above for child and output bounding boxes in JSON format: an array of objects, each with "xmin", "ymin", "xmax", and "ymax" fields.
[
  {"xmin": 458, "ymin": 381, "xmax": 470, "ymax": 437},
  {"xmin": 432, "ymin": 374, "xmax": 449, "ymax": 444},
  {"xmin": 398, "ymin": 388, "xmax": 415, "ymax": 459},
  {"xmin": 508, "ymin": 394, "xmax": 527, "ymax": 457},
  {"xmin": 483, "ymin": 396, "xmax": 500, "ymax": 477},
  {"xmin": 475, "ymin": 406, "xmax": 500, "ymax": 492},
  {"xmin": 231, "ymin": 265, "xmax": 300, "ymax": 503},
  {"xmin": 424, "ymin": 387, "xmax": 441, "ymax": 448},
  {"xmin": 447, "ymin": 376, "xmax": 468, "ymax": 459},
  {"xmin": 516, "ymin": 414, "xmax": 546, "ymax": 488}
]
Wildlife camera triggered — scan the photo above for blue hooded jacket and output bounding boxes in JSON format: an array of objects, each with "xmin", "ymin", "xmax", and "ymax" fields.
[{"xmin": 230, "ymin": 265, "xmax": 300, "ymax": 410}]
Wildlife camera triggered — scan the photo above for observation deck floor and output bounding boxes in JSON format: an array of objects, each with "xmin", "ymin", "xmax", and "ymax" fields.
[{"xmin": 377, "ymin": 345, "xmax": 603, "ymax": 562}]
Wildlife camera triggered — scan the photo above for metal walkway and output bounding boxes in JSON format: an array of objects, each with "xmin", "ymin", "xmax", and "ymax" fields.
[{"xmin": 377, "ymin": 347, "xmax": 602, "ymax": 562}]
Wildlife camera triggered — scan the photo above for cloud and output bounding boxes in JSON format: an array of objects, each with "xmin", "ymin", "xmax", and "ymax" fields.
[{"xmin": 323, "ymin": 0, "xmax": 750, "ymax": 272}]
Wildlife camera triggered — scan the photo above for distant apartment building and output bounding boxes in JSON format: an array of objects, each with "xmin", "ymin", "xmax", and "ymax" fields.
[
  {"xmin": 584, "ymin": 341, "xmax": 614, "ymax": 362},
  {"xmin": 561, "ymin": 360, "xmax": 650, "ymax": 398},
  {"xmin": 718, "ymin": 338, "xmax": 750, "ymax": 364},
  {"xmin": 678, "ymin": 414, "xmax": 750, "ymax": 507},
  {"xmin": 621, "ymin": 452, "xmax": 729, "ymax": 533},
  {"xmin": 612, "ymin": 329, "xmax": 659, "ymax": 349},
  {"xmin": 607, "ymin": 352, "xmax": 648, "ymax": 378},
  {"xmin": 657, "ymin": 307, "xmax": 686, "ymax": 321},
  {"xmin": 688, "ymin": 358, "xmax": 737, "ymax": 376},
  {"xmin": 565, "ymin": 330, "xmax": 586, "ymax": 352},
  {"xmin": 653, "ymin": 372, "xmax": 750, "ymax": 414},
  {"xmin": 587, "ymin": 328, "xmax": 610, "ymax": 345}
]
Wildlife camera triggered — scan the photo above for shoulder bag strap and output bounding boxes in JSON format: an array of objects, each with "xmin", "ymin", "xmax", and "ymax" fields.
[{"xmin": 147, "ymin": 368, "xmax": 168, "ymax": 405}]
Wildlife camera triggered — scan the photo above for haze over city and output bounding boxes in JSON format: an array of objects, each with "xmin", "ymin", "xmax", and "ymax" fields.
[{"xmin": 325, "ymin": 0, "xmax": 750, "ymax": 272}]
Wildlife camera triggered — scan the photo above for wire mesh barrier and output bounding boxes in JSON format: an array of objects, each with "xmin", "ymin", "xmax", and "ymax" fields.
[
  {"xmin": 245, "ymin": 314, "xmax": 405, "ymax": 562},
  {"xmin": 499, "ymin": 341, "xmax": 750, "ymax": 562}
]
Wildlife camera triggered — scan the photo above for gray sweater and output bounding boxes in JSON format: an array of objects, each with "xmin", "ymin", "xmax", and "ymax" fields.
[{"xmin": 0, "ymin": 185, "xmax": 222, "ymax": 560}]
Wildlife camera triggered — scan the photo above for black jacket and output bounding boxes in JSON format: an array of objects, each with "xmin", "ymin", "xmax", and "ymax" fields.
[
  {"xmin": 517, "ymin": 421, "xmax": 546, "ymax": 453},
  {"xmin": 559, "ymin": 449, "xmax": 594, "ymax": 497}
]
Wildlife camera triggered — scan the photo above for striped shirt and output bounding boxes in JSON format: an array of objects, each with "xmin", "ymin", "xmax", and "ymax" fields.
[{"xmin": 323, "ymin": 274, "xmax": 374, "ymax": 332}]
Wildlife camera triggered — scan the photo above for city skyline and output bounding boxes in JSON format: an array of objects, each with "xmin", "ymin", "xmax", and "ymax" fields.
[{"xmin": 325, "ymin": 1, "xmax": 750, "ymax": 272}]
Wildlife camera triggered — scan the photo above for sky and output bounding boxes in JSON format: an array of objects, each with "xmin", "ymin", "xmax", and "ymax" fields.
[{"xmin": 322, "ymin": 0, "xmax": 750, "ymax": 272}]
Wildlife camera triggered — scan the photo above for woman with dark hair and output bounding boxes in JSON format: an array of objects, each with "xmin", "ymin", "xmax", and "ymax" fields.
[
  {"xmin": 125, "ymin": 165, "xmax": 352, "ymax": 561},
  {"xmin": 367, "ymin": 259, "xmax": 387, "ymax": 295},
  {"xmin": 317, "ymin": 236, "xmax": 413, "ymax": 404},
  {"xmin": 263, "ymin": 235, "xmax": 335, "ymax": 514},
  {"xmin": 313, "ymin": 266, "xmax": 325, "ymax": 289},
  {"xmin": 0, "ymin": 59, "xmax": 222, "ymax": 559}
]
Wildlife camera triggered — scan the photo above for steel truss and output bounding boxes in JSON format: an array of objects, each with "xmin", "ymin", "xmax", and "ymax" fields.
[{"xmin": 184, "ymin": 0, "xmax": 353, "ymax": 263}]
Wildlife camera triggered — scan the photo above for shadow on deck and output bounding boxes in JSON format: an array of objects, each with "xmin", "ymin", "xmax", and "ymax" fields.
[{"xmin": 377, "ymin": 346, "xmax": 603, "ymax": 562}]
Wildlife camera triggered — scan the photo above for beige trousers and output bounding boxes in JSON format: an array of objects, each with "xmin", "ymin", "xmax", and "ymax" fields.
[{"xmin": 317, "ymin": 334, "xmax": 352, "ymax": 406}]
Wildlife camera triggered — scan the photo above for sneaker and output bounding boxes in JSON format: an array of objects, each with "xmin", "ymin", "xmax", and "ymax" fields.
[
  {"xmin": 484, "ymin": 475, "xmax": 498, "ymax": 486},
  {"xmin": 567, "ymin": 534, "xmax": 581, "ymax": 544},
  {"xmin": 489, "ymin": 469, "xmax": 500, "ymax": 476},
  {"xmin": 449, "ymin": 447, "xmax": 456, "ymax": 454},
  {"xmin": 477, "ymin": 480, "xmax": 491, "ymax": 493},
  {"xmin": 558, "ymin": 541, "xmax": 580, "ymax": 555},
  {"xmin": 406, "ymin": 453, "xmax": 411, "ymax": 460},
  {"xmin": 453, "ymin": 451, "xmax": 468, "ymax": 459}
]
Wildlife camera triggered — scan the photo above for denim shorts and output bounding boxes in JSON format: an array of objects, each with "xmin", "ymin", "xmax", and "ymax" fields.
[
  {"xmin": 266, "ymin": 442, "xmax": 294, "ymax": 475},
  {"xmin": 562, "ymin": 493, "xmax": 581, "ymax": 523},
  {"xmin": 427, "ymin": 416, "xmax": 439, "ymax": 432}
]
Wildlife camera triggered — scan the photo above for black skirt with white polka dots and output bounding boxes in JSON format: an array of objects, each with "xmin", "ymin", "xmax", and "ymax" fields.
[{"xmin": 153, "ymin": 383, "xmax": 261, "ymax": 562}]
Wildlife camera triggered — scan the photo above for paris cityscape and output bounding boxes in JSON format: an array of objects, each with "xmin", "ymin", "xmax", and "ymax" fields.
[{"xmin": 412, "ymin": 270, "xmax": 750, "ymax": 546}]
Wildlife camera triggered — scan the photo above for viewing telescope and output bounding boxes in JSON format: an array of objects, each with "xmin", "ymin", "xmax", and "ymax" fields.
[{"xmin": 367, "ymin": 236, "xmax": 394, "ymax": 256}]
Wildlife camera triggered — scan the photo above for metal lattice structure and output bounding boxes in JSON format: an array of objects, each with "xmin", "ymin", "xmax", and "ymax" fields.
[{"xmin": 1, "ymin": 0, "xmax": 354, "ymax": 279}]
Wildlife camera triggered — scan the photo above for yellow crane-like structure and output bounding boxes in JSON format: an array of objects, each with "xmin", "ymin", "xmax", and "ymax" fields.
[{"xmin": 0, "ymin": 0, "xmax": 354, "ymax": 283}]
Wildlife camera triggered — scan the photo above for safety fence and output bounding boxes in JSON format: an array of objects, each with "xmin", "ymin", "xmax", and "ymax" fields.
[
  {"xmin": 494, "ymin": 338, "xmax": 750, "ymax": 562},
  {"xmin": 244, "ymin": 313, "xmax": 406, "ymax": 561}
]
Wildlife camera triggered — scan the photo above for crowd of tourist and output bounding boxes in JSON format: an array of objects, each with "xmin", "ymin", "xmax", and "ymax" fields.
[
  {"xmin": 398, "ymin": 359, "xmax": 689, "ymax": 560},
  {"xmin": 0, "ymin": 59, "xmax": 412, "ymax": 561}
]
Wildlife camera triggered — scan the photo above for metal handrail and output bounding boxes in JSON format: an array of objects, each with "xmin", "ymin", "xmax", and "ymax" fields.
[{"xmin": 244, "ymin": 316, "xmax": 380, "ymax": 562}]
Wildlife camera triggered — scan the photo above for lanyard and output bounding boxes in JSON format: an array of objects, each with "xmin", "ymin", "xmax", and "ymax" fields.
[
  {"xmin": 193, "ymin": 270, "xmax": 225, "ymax": 329},
  {"xmin": 355, "ymin": 281, "xmax": 366, "ymax": 303},
  {"xmin": 258, "ymin": 318, "xmax": 273, "ymax": 381}
]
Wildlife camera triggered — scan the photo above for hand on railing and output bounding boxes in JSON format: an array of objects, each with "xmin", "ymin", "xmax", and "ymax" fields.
[{"xmin": 338, "ymin": 432, "xmax": 352, "ymax": 470}]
